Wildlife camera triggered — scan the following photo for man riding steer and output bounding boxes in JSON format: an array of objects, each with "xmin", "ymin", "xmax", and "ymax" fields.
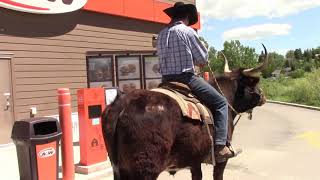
[
  {"xmin": 157, "ymin": 2, "xmax": 237, "ymax": 162},
  {"xmin": 102, "ymin": 2, "xmax": 268, "ymax": 180}
]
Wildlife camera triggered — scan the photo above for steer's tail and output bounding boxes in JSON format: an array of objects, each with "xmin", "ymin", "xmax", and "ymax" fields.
[
  {"xmin": 115, "ymin": 90, "xmax": 178, "ymax": 179},
  {"xmin": 101, "ymin": 90, "xmax": 125, "ymax": 178}
]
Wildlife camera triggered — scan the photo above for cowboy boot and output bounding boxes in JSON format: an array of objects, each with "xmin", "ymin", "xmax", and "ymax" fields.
[{"xmin": 215, "ymin": 144, "xmax": 242, "ymax": 163}]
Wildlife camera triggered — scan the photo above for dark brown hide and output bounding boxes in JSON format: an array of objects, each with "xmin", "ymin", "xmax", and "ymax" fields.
[{"xmin": 102, "ymin": 73, "xmax": 265, "ymax": 180}]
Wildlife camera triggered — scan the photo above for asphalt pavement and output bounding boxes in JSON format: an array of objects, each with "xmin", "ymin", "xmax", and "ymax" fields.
[
  {"xmin": 1, "ymin": 103, "xmax": 319, "ymax": 180},
  {"xmin": 158, "ymin": 103, "xmax": 320, "ymax": 180}
]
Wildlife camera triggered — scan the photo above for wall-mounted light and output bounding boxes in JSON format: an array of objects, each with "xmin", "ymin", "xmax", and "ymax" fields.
[
  {"xmin": 30, "ymin": 107, "xmax": 37, "ymax": 118},
  {"xmin": 152, "ymin": 35, "xmax": 158, "ymax": 48}
]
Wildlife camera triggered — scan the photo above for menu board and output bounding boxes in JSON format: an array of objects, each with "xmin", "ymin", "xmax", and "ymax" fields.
[
  {"xmin": 144, "ymin": 56, "xmax": 161, "ymax": 78},
  {"xmin": 89, "ymin": 81, "xmax": 113, "ymax": 88},
  {"xmin": 117, "ymin": 56, "xmax": 141, "ymax": 80},
  {"xmin": 87, "ymin": 56, "xmax": 113, "ymax": 88},
  {"xmin": 116, "ymin": 56, "xmax": 142, "ymax": 93},
  {"xmin": 145, "ymin": 79, "xmax": 162, "ymax": 90},
  {"xmin": 118, "ymin": 79, "xmax": 141, "ymax": 93},
  {"xmin": 143, "ymin": 55, "xmax": 162, "ymax": 89}
]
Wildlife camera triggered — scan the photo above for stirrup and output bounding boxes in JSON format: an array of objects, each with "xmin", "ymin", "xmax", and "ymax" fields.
[
  {"xmin": 228, "ymin": 144, "xmax": 243, "ymax": 157},
  {"xmin": 216, "ymin": 143, "xmax": 243, "ymax": 163},
  {"xmin": 227, "ymin": 142, "xmax": 243, "ymax": 157}
]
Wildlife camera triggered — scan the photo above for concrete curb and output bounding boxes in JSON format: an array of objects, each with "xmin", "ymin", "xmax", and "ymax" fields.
[
  {"xmin": 267, "ymin": 100, "xmax": 320, "ymax": 111},
  {"xmin": 0, "ymin": 143, "xmax": 14, "ymax": 148}
]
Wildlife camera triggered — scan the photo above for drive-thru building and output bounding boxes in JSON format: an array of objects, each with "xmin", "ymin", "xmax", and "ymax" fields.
[{"xmin": 0, "ymin": 0, "xmax": 200, "ymax": 145}]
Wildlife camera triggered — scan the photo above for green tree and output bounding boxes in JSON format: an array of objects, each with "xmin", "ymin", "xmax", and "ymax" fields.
[
  {"xmin": 303, "ymin": 49, "xmax": 313, "ymax": 61},
  {"xmin": 285, "ymin": 50, "xmax": 295, "ymax": 69},
  {"xmin": 199, "ymin": 36, "xmax": 209, "ymax": 49},
  {"xmin": 294, "ymin": 48, "xmax": 303, "ymax": 60},
  {"xmin": 262, "ymin": 52, "xmax": 285, "ymax": 78},
  {"xmin": 207, "ymin": 47, "xmax": 224, "ymax": 73},
  {"xmin": 313, "ymin": 47, "xmax": 320, "ymax": 68},
  {"xmin": 286, "ymin": 50, "xmax": 295, "ymax": 59},
  {"xmin": 221, "ymin": 40, "xmax": 258, "ymax": 69},
  {"xmin": 207, "ymin": 40, "xmax": 259, "ymax": 73},
  {"xmin": 208, "ymin": 46, "xmax": 217, "ymax": 59}
]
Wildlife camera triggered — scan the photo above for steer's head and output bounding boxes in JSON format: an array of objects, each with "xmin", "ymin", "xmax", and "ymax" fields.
[{"xmin": 221, "ymin": 44, "xmax": 268, "ymax": 114}]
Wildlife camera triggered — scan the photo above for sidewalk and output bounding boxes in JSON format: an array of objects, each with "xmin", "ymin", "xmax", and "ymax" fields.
[{"xmin": 0, "ymin": 144, "xmax": 113, "ymax": 180}]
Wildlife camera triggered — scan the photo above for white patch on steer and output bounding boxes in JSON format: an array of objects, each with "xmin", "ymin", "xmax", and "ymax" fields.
[
  {"xmin": 105, "ymin": 88, "xmax": 118, "ymax": 105},
  {"xmin": 145, "ymin": 105, "xmax": 165, "ymax": 113}
]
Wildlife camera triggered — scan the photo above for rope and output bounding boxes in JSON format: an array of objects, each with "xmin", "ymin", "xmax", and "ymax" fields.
[
  {"xmin": 233, "ymin": 115, "xmax": 242, "ymax": 127},
  {"xmin": 206, "ymin": 65, "xmax": 244, "ymax": 127}
]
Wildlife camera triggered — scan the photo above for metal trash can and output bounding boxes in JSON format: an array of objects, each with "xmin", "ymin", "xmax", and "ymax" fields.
[{"xmin": 11, "ymin": 117, "xmax": 62, "ymax": 180}]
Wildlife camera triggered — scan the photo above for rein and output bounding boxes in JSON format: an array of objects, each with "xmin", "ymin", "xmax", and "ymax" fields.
[
  {"xmin": 206, "ymin": 65, "xmax": 251, "ymax": 127},
  {"xmin": 200, "ymin": 65, "xmax": 246, "ymax": 165}
]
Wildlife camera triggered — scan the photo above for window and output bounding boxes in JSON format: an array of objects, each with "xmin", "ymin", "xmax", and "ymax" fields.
[
  {"xmin": 86, "ymin": 51, "xmax": 162, "ymax": 92},
  {"xmin": 143, "ymin": 55, "xmax": 162, "ymax": 89},
  {"xmin": 116, "ymin": 55, "xmax": 142, "ymax": 93},
  {"xmin": 87, "ymin": 56, "xmax": 114, "ymax": 88}
]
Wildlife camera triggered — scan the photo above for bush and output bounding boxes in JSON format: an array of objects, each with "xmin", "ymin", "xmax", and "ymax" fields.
[
  {"xmin": 289, "ymin": 69, "xmax": 305, "ymax": 78},
  {"xmin": 261, "ymin": 70, "xmax": 320, "ymax": 107},
  {"xmin": 303, "ymin": 62, "xmax": 314, "ymax": 72}
]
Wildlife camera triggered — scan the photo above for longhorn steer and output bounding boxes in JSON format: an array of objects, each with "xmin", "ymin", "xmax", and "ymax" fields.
[{"xmin": 102, "ymin": 45, "xmax": 269, "ymax": 180}]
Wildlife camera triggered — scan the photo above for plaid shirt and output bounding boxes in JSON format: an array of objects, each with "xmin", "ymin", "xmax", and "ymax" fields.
[{"xmin": 156, "ymin": 21, "xmax": 208, "ymax": 75}]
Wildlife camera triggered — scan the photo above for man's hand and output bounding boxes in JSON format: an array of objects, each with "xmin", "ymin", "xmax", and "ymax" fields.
[{"xmin": 197, "ymin": 61, "xmax": 209, "ymax": 68}]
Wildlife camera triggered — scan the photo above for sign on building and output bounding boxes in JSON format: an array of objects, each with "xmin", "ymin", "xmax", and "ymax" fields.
[{"xmin": 0, "ymin": 0, "xmax": 88, "ymax": 14}]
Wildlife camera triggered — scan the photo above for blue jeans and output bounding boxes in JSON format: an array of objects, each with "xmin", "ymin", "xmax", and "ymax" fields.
[{"xmin": 162, "ymin": 73, "xmax": 228, "ymax": 145}]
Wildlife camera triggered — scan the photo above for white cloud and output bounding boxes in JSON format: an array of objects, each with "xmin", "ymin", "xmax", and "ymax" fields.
[
  {"xmin": 197, "ymin": 0, "xmax": 320, "ymax": 19},
  {"xmin": 223, "ymin": 23, "xmax": 292, "ymax": 41}
]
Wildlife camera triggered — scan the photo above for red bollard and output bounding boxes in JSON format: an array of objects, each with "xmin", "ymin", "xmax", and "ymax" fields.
[
  {"xmin": 204, "ymin": 72, "xmax": 210, "ymax": 81},
  {"xmin": 58, "ymin": 88, "xmax": 75, "ymax": 180}
]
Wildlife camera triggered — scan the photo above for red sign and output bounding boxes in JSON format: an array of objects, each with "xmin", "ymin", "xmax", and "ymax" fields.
[
  {"xmin": 36, "ymin": 142, "xmax": 58, "ymax": 180},
  {"xmin": 0, "ymin": 0, "xmax": 88, "ymax": 14},
  {"xmin": 0, "ymin": 0, "xmax": 201, "ymax": 29},
  {"xmin": 83, "ymin": 0, "xmax": 201, "ymax": 29}
]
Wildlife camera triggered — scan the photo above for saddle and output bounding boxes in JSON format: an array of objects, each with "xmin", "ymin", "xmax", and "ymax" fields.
[{"xmin": 152, "ymin": 82, "xmax": 213, "ymax": 124}]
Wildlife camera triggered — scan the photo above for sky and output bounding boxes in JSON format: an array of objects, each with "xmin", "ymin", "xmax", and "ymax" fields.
[{"xmin": 196, "ymin": 0, "xmax": 320, "ymax": 55}]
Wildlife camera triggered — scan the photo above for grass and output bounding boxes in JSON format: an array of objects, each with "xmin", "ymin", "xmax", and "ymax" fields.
[{"xmin": 260, "ymin": 69, "xmax": 320, "ymax": 107}]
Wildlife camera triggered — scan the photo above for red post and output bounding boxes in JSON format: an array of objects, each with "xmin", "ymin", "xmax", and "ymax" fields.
[
  {"xmin": 204, "ymin": 72, "xmax": 210, "ymax": 81},
  {"xmin": 58, "ymin": 88, "xmax": 75, "ymax": 180}
]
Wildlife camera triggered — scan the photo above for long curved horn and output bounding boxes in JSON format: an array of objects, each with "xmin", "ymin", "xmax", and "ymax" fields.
[
  {"xmin": 220, "ymin": 51, "xmax": 232, "ymax": 73},
  {"xmin": 243, "ymin": 44, "xmax": 269, "ymax": 76}
]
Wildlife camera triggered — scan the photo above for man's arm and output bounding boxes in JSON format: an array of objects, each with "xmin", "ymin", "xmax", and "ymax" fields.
[{"xmin": 188, "ymin": 29, "xmax": 209, "ymax": 66}]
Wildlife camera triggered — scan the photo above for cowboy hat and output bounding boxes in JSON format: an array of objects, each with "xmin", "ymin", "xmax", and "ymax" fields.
[{"xmin": 164, "ymin": 2, "xmax": 198, "ymax": 26}]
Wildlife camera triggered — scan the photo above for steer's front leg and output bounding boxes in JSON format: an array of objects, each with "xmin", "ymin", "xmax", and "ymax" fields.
[
  {"xmin": 213, "ymin": 161, "xmax": 228, "ymax": 180},
  {"xmin": 191, "ymin": 163, "xmax": 202, "ymax": 180}
]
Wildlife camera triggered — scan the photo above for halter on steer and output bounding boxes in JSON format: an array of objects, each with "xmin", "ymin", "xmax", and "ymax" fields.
[{"xmin": 204, "ymin": 44, "xmax": 268, "ymax": 127}]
